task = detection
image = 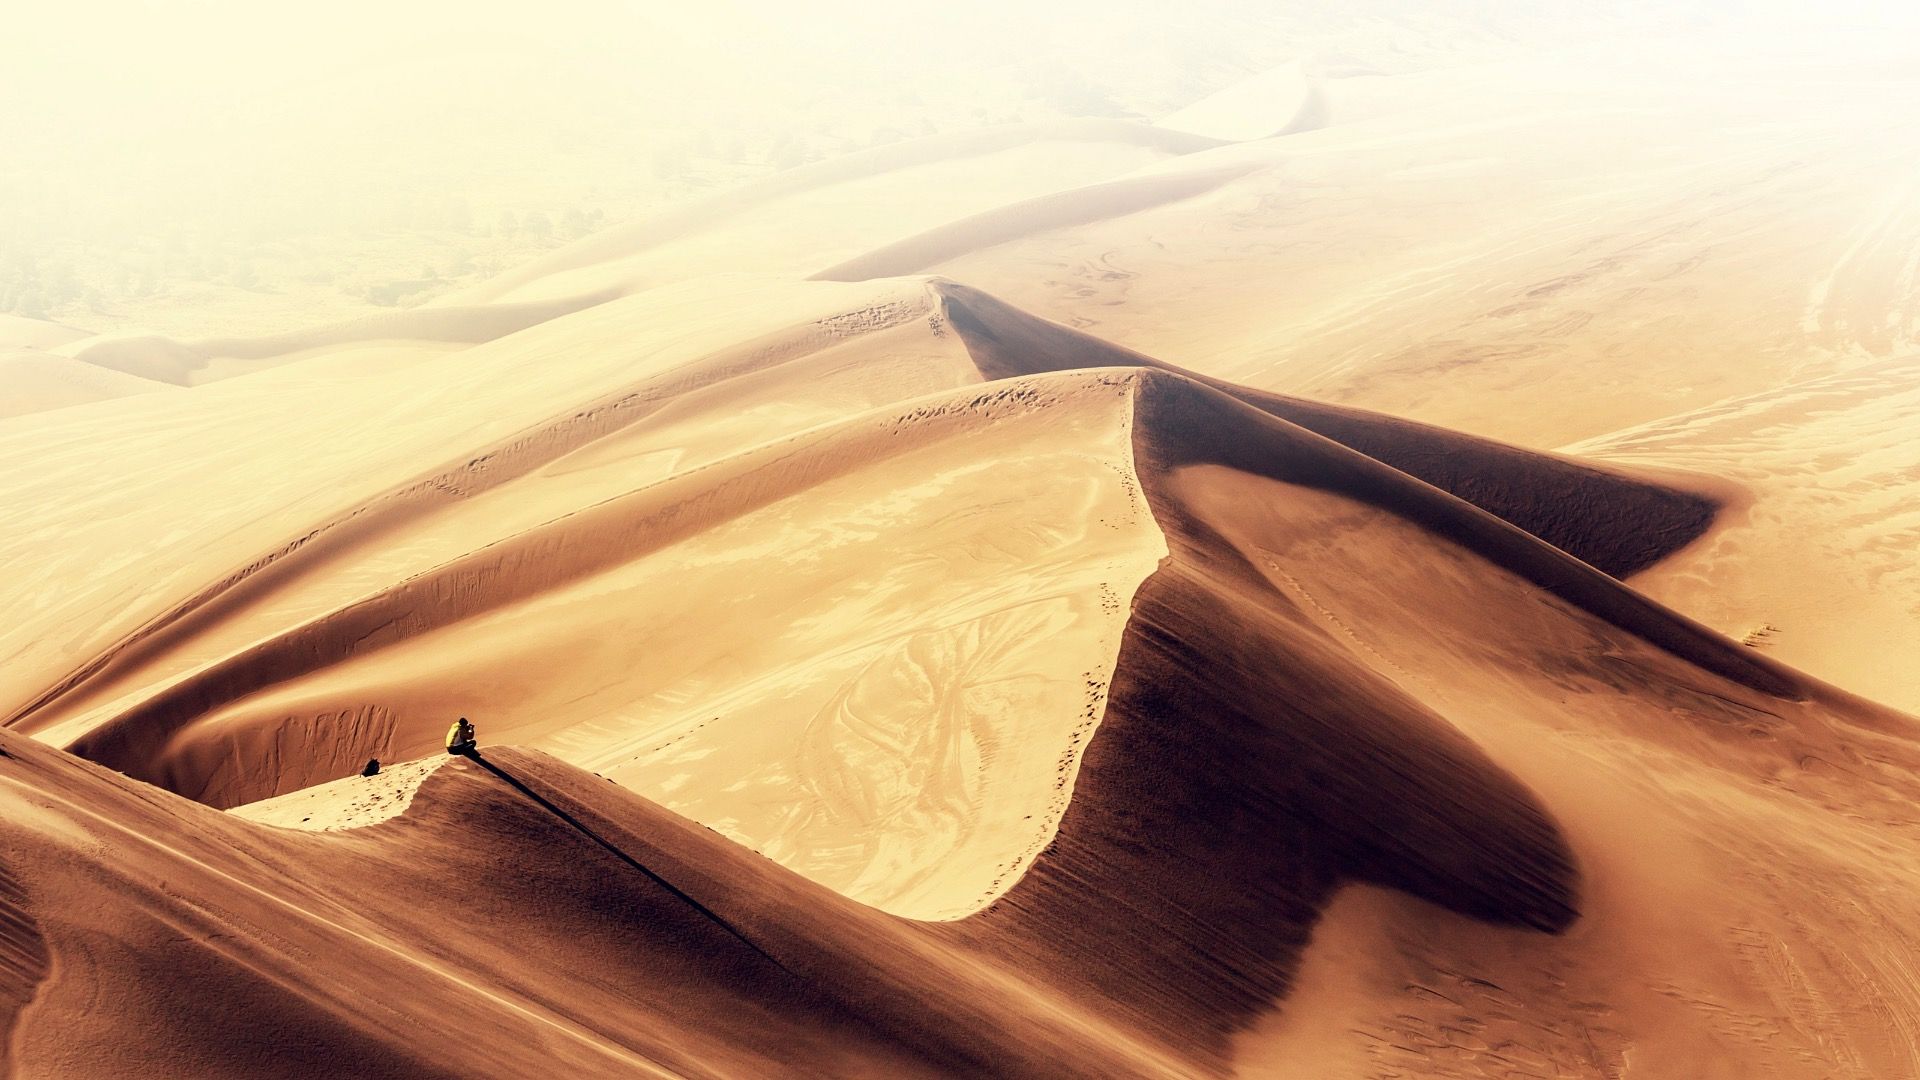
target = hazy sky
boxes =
[5,0,1913,140]
[4,0,1914,334]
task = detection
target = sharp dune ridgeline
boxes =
[6,12,1920,1078]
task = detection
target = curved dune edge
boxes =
[65,288,624,385]
[3,462,1580,1078]
[82,366,1647,948]
[2,285,954,738]
[18,282,1790,919]
[931,279,1730,582]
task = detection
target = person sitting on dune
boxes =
[445,716,477,757]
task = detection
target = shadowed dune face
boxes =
[945,386,1589,1050]
[0,856,51,1076]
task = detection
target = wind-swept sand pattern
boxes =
[1572,354,1920,713]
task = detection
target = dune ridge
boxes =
[64,289,625,385]
[0,658,1564,1080]
[5,28,1920,1077]
[932,280,1730,582]
[4,351,1619,1071]
[810,167,1261,284]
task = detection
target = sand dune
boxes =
[40,121,1222,389]
[5,285,1735,923]
[9,359,1915,1075]
[812,166,1263,284]
[6,23,1920,1079]
[450,120,1223,306]
[62,290,624,385]
[933,281,1723,579]
[1155,61,1327,142]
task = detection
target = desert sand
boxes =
[4,9,1920,1079]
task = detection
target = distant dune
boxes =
[62,290,623,385]
[810,166,1261,283]
[449,120,1224,307]
[1155,61,1329,141]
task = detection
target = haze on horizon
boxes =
[2,0,1912,337]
